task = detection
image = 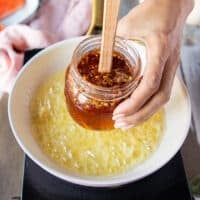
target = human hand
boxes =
[113,0,194,130]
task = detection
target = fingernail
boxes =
[113,108,123,116]
[121,125,135,131]
[112,114,125,120]
[114,122,128,129]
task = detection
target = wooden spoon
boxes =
[98,0,121,73]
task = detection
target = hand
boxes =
[113,0,194,130]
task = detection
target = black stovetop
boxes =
[21,50,192,200]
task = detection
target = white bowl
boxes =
[8,36,191,187]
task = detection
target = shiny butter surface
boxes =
[30,71,164,176]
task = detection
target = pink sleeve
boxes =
[0,25,56,93]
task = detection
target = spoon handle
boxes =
[98,0,121,73]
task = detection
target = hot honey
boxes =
[77,50,134,87]
[65,50,137,130]
[64,36,141,130]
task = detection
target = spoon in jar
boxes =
[98,0,121,73]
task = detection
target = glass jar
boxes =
[64,36,141,130]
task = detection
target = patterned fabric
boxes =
[0,0,91,93]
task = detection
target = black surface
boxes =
[22,49,192,200]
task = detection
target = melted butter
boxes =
[30,71,164,176]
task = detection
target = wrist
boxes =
[182,0,194,16]
[142,0,194,30]
[149,0,194,18]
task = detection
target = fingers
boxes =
[114,51,180,130]
[113,35,168,117]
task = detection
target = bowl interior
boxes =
[8,36,191,187]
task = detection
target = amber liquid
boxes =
[65,93,115,130]
[65,50,134,130]
[65,82,119,130]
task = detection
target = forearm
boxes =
[178,0,194,17]
[133,0,194,34]
[144,0,194,18]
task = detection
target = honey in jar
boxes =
[65,36,141,130]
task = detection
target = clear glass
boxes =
[64,36,141,130]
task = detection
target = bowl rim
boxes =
[8,36,192,187]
